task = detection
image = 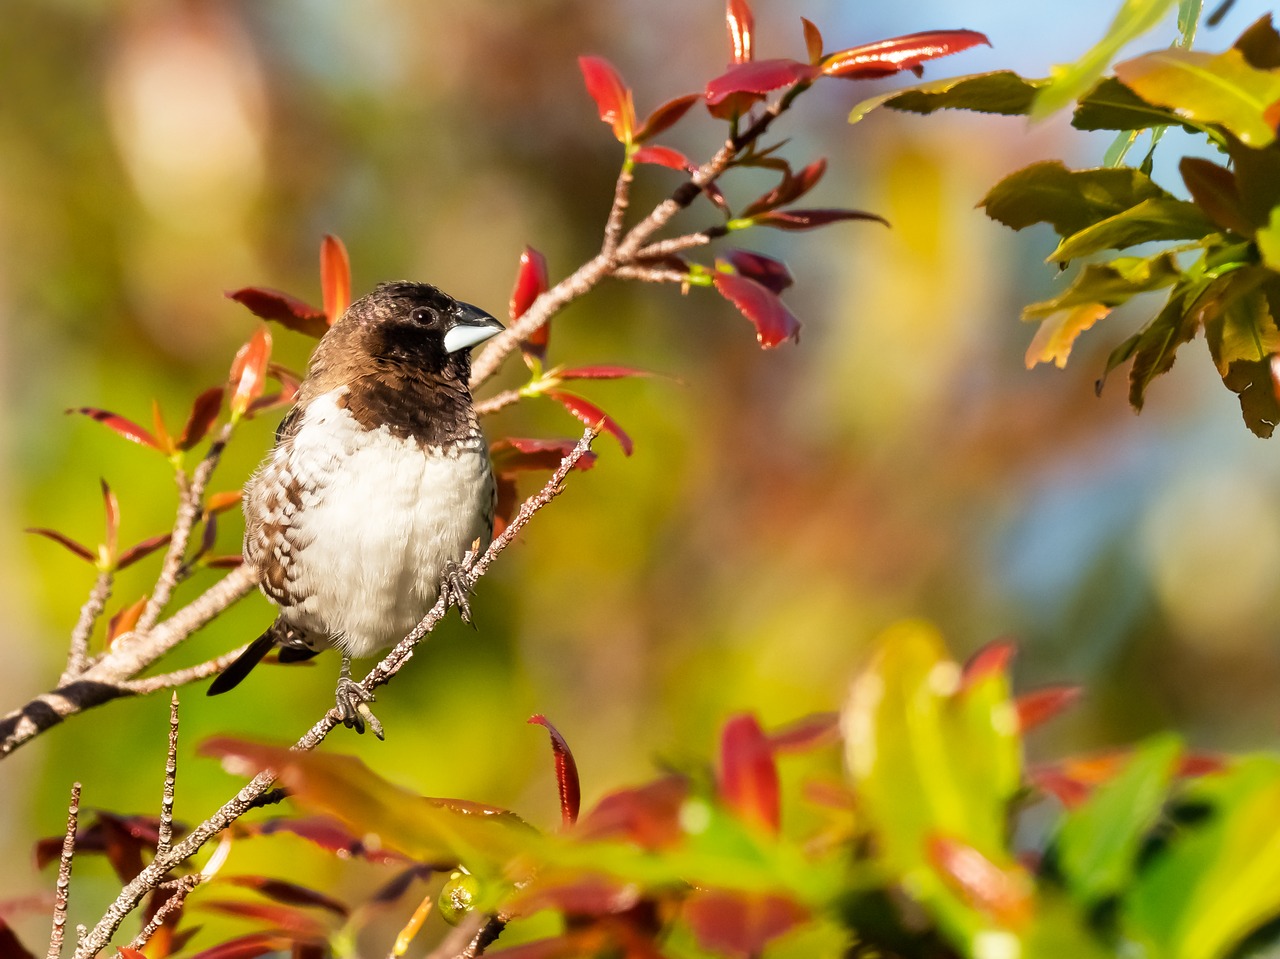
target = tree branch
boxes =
[61,575,112,683]
[46,782,81,959]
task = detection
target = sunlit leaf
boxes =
[1025,303,1112,369]
[151,399,175,456]
[1050,197,1217,262]
[850,70,1046,124]
[1031,0,1179,119]
[982,161,1174,238]
[705,59,819,107]
[821,30,990,80]
[712,270,800,348]
[206,491,243,515]
[224,288,328,339]
[68,408,161,450]
[228,327,273,420]
[319,234,351,324]
[1015,686,1083,732]
[1024,252,1183,322]
[529,715,581,828]
[579,56,636,143]
[635,94,700,142]
[1114,48,1280,147]
[717,714,780,835]
[489,437,598,473]
[1127,285,1205,412]
[1071,76,1207,134]
[960,639,1016,688]
[575,777,689,850]
[176,387,225,451]
[927,835,1032,927]
[107,595,148,643]
[25,528,94,563]
[718,250,793,294]
[1203,271,1280,436]
[544,390,633,455]
[100,479,119,561]
[1056,733,1181,906]
[726,0,754,65]
[200,739,532,878]
[630,145,690,170]
[801,18,824,64]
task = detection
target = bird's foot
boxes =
[441,560,475,627]
[335,657,384,740]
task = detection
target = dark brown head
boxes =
[296,281,504,444]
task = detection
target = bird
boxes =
[207,281,505,739]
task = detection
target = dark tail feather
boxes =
[277,645,321,664]
[208,630,277,695]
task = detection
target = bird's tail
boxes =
[207,629,278,695]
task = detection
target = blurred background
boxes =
[2,0,1279,951]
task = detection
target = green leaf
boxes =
[1200,269,1280,436]
[1176,0,1202,47]
[1072,76,1209,135]
[1114,48,1280,147]
[1056,734,1182,906]
[1031,0,1180,119]
[1127,284,1205,410]
[1126,756,1280,959]
[1049,196,1218,261]
[848,70,1046,123]
[1024,251,1183,320]
[1259,208,1280,270]
[1180,156,1254,236]
[983,161,1174,237]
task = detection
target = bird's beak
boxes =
[442,302,505,354]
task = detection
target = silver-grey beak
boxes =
[442,301,504,354]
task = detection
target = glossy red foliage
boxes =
[491,437,600,473]
[24,528,93,563]
[1016,685,1083,732]
[575,776,689,849]
[718,250,793,294]
[961,638,1016,687]
[186,932,302,959]
[249,816,407,865]
[717,713,781,834]
[545,390,633,455]
[511,246,551,366]
[684,890,807,958]
[100,479,119,558]
[555,365,655,381]
[705,58,819,106]
[725,0,754,64]
[928,835,1030,926]
[712,270,800,348]
[177,387,225,451]
[635,94,700,142]
[742,158,827,218]
[631,145,691,170]
[579,56,636,143]
[752,208,888,230]
[821,30,991,80]
[107,595,147,642]
[319,234,350,324]
[229,328,273,419]
[801,17,824,63]
[68,408,160,450]
[222,876,350,918]
[529,715,582,828]
[224,288,329,339]
[117,533,173,570]
[197,901,330,940]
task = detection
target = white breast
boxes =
[248,388,493,658]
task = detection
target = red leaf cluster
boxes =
[226,234,352,337]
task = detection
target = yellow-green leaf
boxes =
[1026,303,1112,369]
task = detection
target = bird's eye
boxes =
[410,307,433,325]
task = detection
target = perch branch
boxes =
[46,782,81,959]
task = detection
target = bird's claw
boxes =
[441,560,475,627]
[335,674,384,740]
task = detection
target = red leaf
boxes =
[753,208,889,230]
[25,528,94,563]
[576,777,689,849]
[107,596,148,643]
[0,918,36,959]
[222,877,350,918]
[555,365,655,381]
[207,490,244,515]
[742,158,827,217]
[224,288,328,339]
[101,479,119,561]
[68,408,161,450]
[197,900,330,940]
[712,271,800,348]
[177,387,225,451]
[718,250,793,294]
[544,391,633,455]
[117,533,172,571]
[118,949,147,959]
[248,816,407,865]
[205,555,245,569]
[801,18,824,64]
[508,874,641,919]
[529,715,582,828]
[705,59,819,106]
[767,712,839,754]
[928,835,1031,926]
[717,714,780,834]
[152,399,176,456]
[726,0,754,64]
[490,438,599,473]
[961,639,1016,688]
[492,474,518,539]
[229,328,273,419]
[511,247,551,367]
[320,234,351,325]
[1016,685,1082,732]
[186,933,298,959]
[703,178,731,212]
[635,94,700,142]
[578,56,636,143]
[685,890,806,958]
[631,145,691,170]
[821,29,990,80]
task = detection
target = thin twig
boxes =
[460,916,507,959]
[157,694,179,856]
[602,165,634,255]
[473,389,523,418]
[46,782,81,959]
[72,434,596,959]
[118,647,252,695]
[136,425,233,635]
[635,231,723,259]
[611,265,693,285]
[126,874,203,952]
[62,574,113,683]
